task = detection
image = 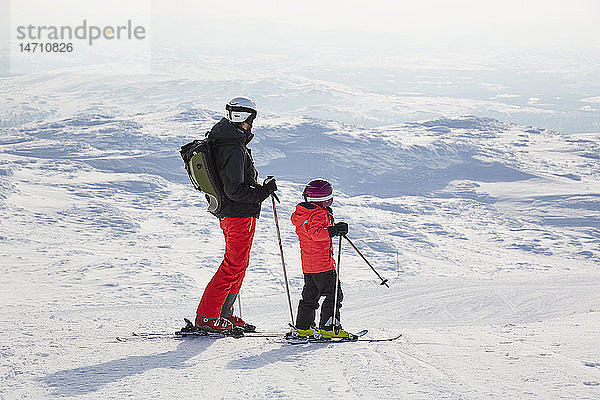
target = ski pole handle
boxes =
[266,175,280,203]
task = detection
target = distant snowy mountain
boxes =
[2,100,599,274]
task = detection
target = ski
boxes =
[286,331,403,345]
[116,318,288,341]
[285,329,367,344]
[116,330,289,341]
[174,330,287,339]
[355,333,403,343]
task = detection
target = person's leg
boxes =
[196,217,256,319]
[295,273,319,330]
[227,218,254,296]
[316,269,343,329]
[219,217,255,318]
[219,292,237,319]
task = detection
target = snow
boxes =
[1,59,600,399]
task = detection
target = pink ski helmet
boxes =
[303,179,334,207]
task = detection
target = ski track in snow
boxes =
[1,68,600,399]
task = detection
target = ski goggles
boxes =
[226,104,257,125]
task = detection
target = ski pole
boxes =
[332,234,342,330]
[270,192,295,328]
[343,235,390,288]
[237,292,242,320]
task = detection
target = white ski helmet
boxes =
[225,96,258,125]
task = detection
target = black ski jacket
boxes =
[208,118,270,218]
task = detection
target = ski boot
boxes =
[226,315,256,333]
[285,326,323,340]
[318,326,350,339]
[295,328,315,338]
[195,314,235,333]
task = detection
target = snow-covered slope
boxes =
[1,68,599,399]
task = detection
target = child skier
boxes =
[290,179,350,338]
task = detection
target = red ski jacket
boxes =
[291,202,336,274]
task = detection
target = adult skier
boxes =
[195,97,278,332]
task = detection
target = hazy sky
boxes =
[7,0,599,55]
[150,0,600,54]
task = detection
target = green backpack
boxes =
[180,137,227,215]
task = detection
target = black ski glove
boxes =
[259,176,278,201]
[263,176,277,193]
[327,222,348,237]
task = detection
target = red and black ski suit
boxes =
[196,118,272,319]
[291,202,343,330]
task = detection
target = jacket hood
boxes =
[208,117,254,145]
[291,202,325,227]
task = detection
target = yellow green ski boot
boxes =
[295,328,315,338]
[318,327,350,339]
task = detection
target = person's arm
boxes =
[220,146,271,203]
[304,212,332,242]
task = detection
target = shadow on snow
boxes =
[38,340,210,396]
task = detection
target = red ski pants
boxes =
[196,217,256,318]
